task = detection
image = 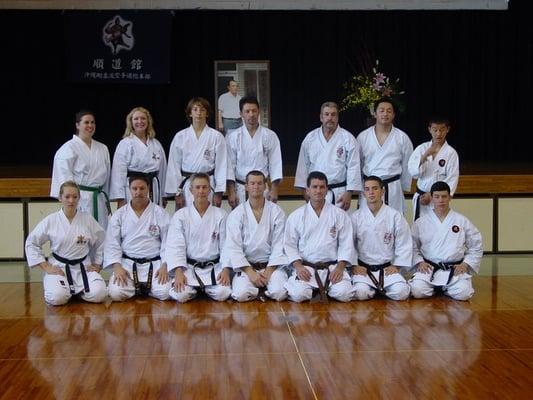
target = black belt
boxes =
[363,175,401,205]
[123,253,160,296]
[328,181,347,205]
[127,170,160,204]
[301,259,337,302]
[414,187,426,220]
[187,257,219,289]
[358,259,392,294]
[179,169,215,190]
[423,258,463,286]
[52,253,90,294]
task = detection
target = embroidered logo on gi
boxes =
[148,224,160,237]
[211,231,219,241]
[329,226,337,238]
[336,146,344,159]
[439,159,446,167]
[452,225,460,233]
[76,235,88,245]
[383,232,393,244]
[203,149,212,161]
[60,280,65,286]
[152,152,160,161]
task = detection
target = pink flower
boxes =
[374,73,386,85]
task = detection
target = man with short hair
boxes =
[105,175,171,301]
[357,97,413,214]
[166,173,232,302]
[284,171,354,303]
[226,96,283,208]
[217,79,243,135]
[351,176,412,301]
[409,181,482,301]
[408,117,459,221]
[295,102,362,211]
[226,170,288,302]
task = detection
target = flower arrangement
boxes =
[340,60,405,116]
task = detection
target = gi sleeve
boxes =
[164,211,188,272]
[463,218,483,274]
[213,132,228,193]
[223,208,249,270]
[392,213,413,269]
[103,211,125,268]
[88,216,106,266]
[294,136,310,189]
[411,221,424,269]
[407,144,425,179]
[109,139,131,200]
[164,134,183,196]
[400,134,414,192]
[445,149,460,196]
[345,135,362,192]
[267,132,283,183]
[25,218,51,268]
[283,211,303,265]
[50,144,76,198]
[336,210,355,266]
[268,207,288,267]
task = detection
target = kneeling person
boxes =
[166,173,232,302]
[351,176,412,301]
[105,175,171,301]
[409,181,482,301]
[284,171,354,303]
[226,171,288,302]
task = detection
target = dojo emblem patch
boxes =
[336,146,344,159]
[152,152,160,161]
[203,149,212,161]
[76,235,88,245]
[329,226,337,238]
[148,224,160,237]
[452,225,460,233]
[211,231,219,241]
[60,280,66,286]
[439,159,446,167]
[383,232,393,244]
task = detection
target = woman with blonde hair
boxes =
[26,181,107,306]
[109,106,167,207]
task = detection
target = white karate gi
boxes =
[50,135,111,228]
[295,126,362,206]
[226,125,283,204]
[224,200,288,302]
[25,210,107,306]
[410,209,483,301]
[357,126,413,214]
[284,202,355,302]
[351,204,412,301]
[408,141,459,220]
[165,125,227,206]
[165,204,231,302]
[104,201,171,301]
[109,135,167,205]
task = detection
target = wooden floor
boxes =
[1,268,533,399]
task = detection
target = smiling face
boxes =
[76,114,95,141]
[306,178,328,205]
[375,101,395,126]
[131,110,148,136]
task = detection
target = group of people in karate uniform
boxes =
[25,95,482,306]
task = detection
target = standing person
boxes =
[109,106,167,208]
[166,173,232,303]
[408,117,459,221]
[357,97,413,214]
[295,101,361,211]
[409,181,482,301]
[25,181,107,306]
[351,176,412,301]
[165,97,227,210]
[105,175,171,302]
[226,96,283,208]
[51,110,111,228]
[284,171,354,303]
[217,79,243,135]
[225,171,288,302]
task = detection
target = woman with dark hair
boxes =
[50,110,111,228]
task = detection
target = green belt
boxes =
[78,185,111,222]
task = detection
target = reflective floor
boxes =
[1,255,533,399]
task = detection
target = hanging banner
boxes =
[66,11,171,84]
